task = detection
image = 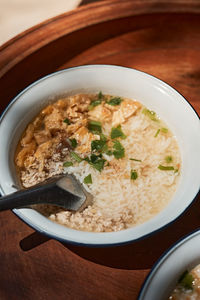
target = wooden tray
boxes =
[0,1,200,299]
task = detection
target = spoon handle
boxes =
[0,182,59,211]
[0,175,90,212]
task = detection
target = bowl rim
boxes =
[1,65,200,123]
[138,227,200,299]
[0,64,200,247]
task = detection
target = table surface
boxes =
[0,1,200,299]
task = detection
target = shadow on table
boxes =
[20,194,200,270]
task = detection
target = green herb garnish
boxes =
[106,97,123,106]
[91,159,106,171]
[106,150,113,156]
[70,151,82,163]
[158,165,174,171]
[88,92,104,110]
[85,154,106,172]
[154,129,160,137]
[142,108,159,122]
[63,161,73,167]
[88,120,102,134]
[91,133,108,153]
[69,138,78,149]
[161,127,168,133]
[131,170,138,180]
[165,156,173,163]
[84,174,92,184]
[113,140,125,159]
[130,158,142,162]
[111,125,126,139]
[99,133,107,142]
[90,153,102,162]
[91,139,108,152]
[88,99,102,110]
[98,91,103,99]
[178,270,194,290]
[63,118,71,125]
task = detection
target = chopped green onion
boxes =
[90,153,101,163]
[92,159,106,172]
[98,91,103,99]
[88,99,102,110]
[88,92,104,110]
[174,168,179,174]
[165,156,173,163]
[84,154,106,172]
[70,151,82,163]
[113,140,125,159]
[91,133,108,153]
[111,125,126,139]
[106,150,113,156]
[88,92,105,110]
[154,129,160,137]
[130,158,142,162]
[106,97,123,106]
[63,161,73,167]
[131,170,138,180]
[158,165,174,171]
[84,174,92,184]
[69,138,78,149]
[178,270,194,290]
[142,108,159,122]
[63,118,71,124]
[161,127,168,133]
[91,139,107,152]
[99,133,107,142]
[88,120,102,134]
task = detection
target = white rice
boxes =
[48,112,181,232]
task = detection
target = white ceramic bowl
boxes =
[0,65,199,246]
[138,229,200,300]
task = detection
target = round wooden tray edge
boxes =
[1,0,200,78]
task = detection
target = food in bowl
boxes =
[0,65,199,245]
[15,92,181,232]
[169,264,200,299]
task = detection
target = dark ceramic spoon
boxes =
[0,174,93,212]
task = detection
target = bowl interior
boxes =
[0,65,199,246]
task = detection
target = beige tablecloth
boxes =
[0,0,81,45]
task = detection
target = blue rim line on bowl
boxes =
[10,191,200,248]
